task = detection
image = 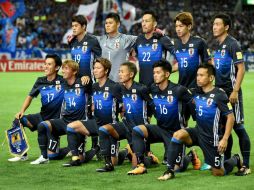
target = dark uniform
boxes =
[132,81,193,164]
[134,34,175,87]
[80,79,122,136]
[175,36,211,89]
[186,87,233,168]
[70,34,102,79]
[213,35,244,124]
[47,78,91,152]
[20,75,64,131]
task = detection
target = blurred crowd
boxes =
[1,0,253,51]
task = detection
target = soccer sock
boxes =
[132,126,146,164]
[180,155,191,172]
[117,149,128,165]
[110,137,119,157]
[91,136,98,148]
[145,141,151,153]
[144,156,152,167]
[224,156,238,174]
[235,126,251,167]
[37,122,49,159]
[224,134,233,160]
[66,127,79,157]
[49,147,70,160]
[98,127,111,156]
[83,145,100,163]
[167,137,183,170]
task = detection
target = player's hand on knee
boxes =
[15,111,24,119]
[218,138,228,155]
[81,76,90,85]
[229,91,238,104]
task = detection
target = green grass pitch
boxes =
[0,72,253,190]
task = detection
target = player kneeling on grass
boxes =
[96,62,159,172]
[63,58,123,167]
[30,60,91,165]
[158,64,242,180]
[8,54,67,162]
[127,59,196,175]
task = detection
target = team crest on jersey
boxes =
[221,49,226,57]
[75,88,81,95]
[188,48,194,56]
[132,94,137,101]
[167,95,173,103]
[103,92,109,100]
[115,39,120,49]
[55,84,61,92]
[152,43,158,51]
[207,98,213,106]
[82,42,88,52]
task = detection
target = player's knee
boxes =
[173,129,186,141]
[99,126,109,136]
[67,121,80,131]
[67,125,77,134]
[38,122,49,134]
[133,126,145,138]
[212,168,224,176]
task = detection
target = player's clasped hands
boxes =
[81,76,90,85]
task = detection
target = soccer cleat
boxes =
[8,155,28,162]
[30,155,49,165]
[162,159,168,165]
[147,151,159,164]
[158,169,175,181]
[127,164,147,175]
[62,159,81,167]
[200,163,212,171]
[187,149,201,170]
[96,163,114,172]
[235,166,251,176]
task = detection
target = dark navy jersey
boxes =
[194,87,233,145]
[70,33,102,78]
[121,81,153,127]
[92,79,122,126]
[61,78,91,123]
[134,34,175,87]
[174,36,211,88]
[150,81,192,132]
[213,35,244,92]
[29,74,64,120]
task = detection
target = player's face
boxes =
[213,18,227,38]
[142,14,156,33]
[153,67,169,84]
[62,65,75,79]
[44,58,58,76]
[93,62,107,79]
[105,18,119,34]
[197,68,210,87]
[175,20,189,38]
[72,21,85,36]
[119,65,132,83]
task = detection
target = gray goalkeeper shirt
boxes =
[97,33,137,82]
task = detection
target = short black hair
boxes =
[46,54,62,67]
[121,62,137,79]
[142,11,157,22]
[72,15,87,26]
[153,59,172,73]
[198,64,216,77]
[213,13,232,30]
[106,12,121,23]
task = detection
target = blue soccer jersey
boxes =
[70,33,102,79]
[175,36,211,88]
[92,79,122,126]
[213,35,244,92]
[61,78,91,123]
[29,74,64,120]
[121,81,153,127]
[194,87,233,145]
[134,34,175,87]
[150,81,192,132]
